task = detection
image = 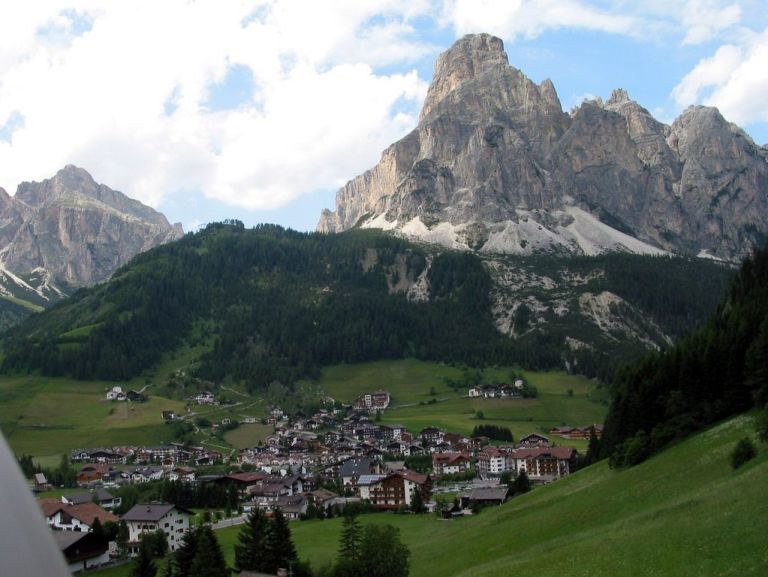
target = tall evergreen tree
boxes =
[338,514,362,562]
[234,509,269,572]
[358,525,410,577]
[187,526,228,577]
[264,508,297,574]
[129,541,157,577]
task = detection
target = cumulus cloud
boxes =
[441,0,636,39]
[0,0,431,210]
[672,27,768,126]
[680,0,741,45]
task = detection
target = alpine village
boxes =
[2,32,768,577]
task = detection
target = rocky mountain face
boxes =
[318,34,768,261]
[0,165,183,307]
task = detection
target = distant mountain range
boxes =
[319,33,768,262]
[0,165,182,328]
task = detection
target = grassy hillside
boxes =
[88,414,767,577]
[318,359,606,448]
[0,359,606,458]
[259,413,768,576]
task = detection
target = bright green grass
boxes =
[267,414,768,576]
[92,414,768,577]
[0,375,187,457]
[317,360,606,449]
[0,294,45,312]
[224,423,273,449]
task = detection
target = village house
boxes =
[105,386,125,401]
[549,424,603,440]
[121,504,192,554]
[339,457,379,494]
[508,446,578,482]
[194,391,216,405]
[62,488,121,510]
[432,452,473,476]
[39,499,118,532]
[352,390,391,413]
[476,446,510,478]
[459,486,510,508]
[54,531,110,573]
[517,433,551,448]
[33,472,51,492]
[363,470,432,510]
[77,463,114,486]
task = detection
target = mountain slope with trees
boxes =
[602,245,768,465]
[0,222,732,388]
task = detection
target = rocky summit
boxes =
[318,33,768,261]
[0,165,183,290]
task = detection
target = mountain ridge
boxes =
[318,33,768,261]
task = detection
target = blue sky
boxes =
[0,1,766,233]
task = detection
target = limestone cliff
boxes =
[318,34,768,260]
[0,165,183,289]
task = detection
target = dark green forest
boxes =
[0,222,733,390]
[602,245,768,466]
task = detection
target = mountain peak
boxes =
[319,33,768,261]
[3,166,184,286]
[420,33,509,121]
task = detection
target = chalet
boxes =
[62,488,121,510]
[195,391,216,405]
[508,446,578,482]
[168,467,196,482]
[121,504,192,554]
[54,531,110,573]
[339,457,378,493]
[432,452,472,476]
[130,466,164,484]
[517,433,551,449]
[77,463,113,486]
[88,449,126,464]
[549,424,603,440]
[459,486,510,508]
[419,427,444,446]
[353,390,391,413]
[162,411,177,421]
[40,500,118,532]
[33,472,51,492]
[476,446,510,479]
[274,495,308,519]
[363,470,432,510]
[243,416,257,424]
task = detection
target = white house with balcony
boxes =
[120,504,192,555]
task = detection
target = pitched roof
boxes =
[339,457,372,477]
[66,502,118,525]
[121,504,178,522]
[467,486,509,501]
[64,488,115,505]
[511,446,576,459]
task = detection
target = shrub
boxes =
[730,437,757,469]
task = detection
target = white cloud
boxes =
[0,0,431,210]
[672,27,768,126]
[441,0,637,39]
[681,0,741,45]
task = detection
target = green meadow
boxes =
[0,359,607,459]
[0,375,187,460]
[318,359,607,449]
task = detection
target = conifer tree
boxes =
[187,526,228,577]
[338,514,362,561]
[234,509,269,572]
[264,508,297,573]
[130,541,157,577]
